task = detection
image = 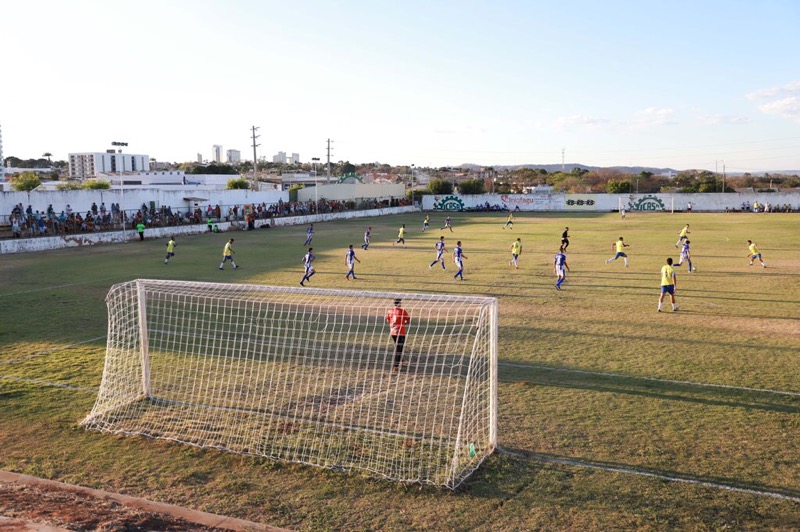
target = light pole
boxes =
[111,141,128,231]
[312,157,320,214]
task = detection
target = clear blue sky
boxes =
[3,0,799,172]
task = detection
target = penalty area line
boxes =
[500,362,800,397]
[496,446,800,503]
[0,374,96,393]
[1,336,107,365]
[0,276,122,298]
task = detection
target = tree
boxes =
[42,152,53,163]
[56,181,83,191]
[339,161,356,176]
[605,179,631,194]
[10,171,41,191]
[457,179,485,195]
[226,178,250,190]
[83,179,111,190]
[192,164,237,175]
[427,178,454,195]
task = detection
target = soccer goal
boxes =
[82,279,498,488]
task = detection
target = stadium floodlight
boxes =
[82,279,498,488]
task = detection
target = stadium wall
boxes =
[297,183,406,202]
[0,205,418,255]
[423,192,800,212]
[0,188,289,216]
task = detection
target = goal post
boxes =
[82,279,498,488]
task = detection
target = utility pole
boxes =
[326,138,333,183]
[251,126,260,181]
[722,161,726,193]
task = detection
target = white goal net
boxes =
[82,279,498,488]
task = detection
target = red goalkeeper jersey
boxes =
[386,307,410,336]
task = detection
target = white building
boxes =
[68,151,149,179]
[273,151,300,164]
[226,149,241,163]
[196,153,203,163]
[212,145,222,163]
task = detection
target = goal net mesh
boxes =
[82,279,498,488]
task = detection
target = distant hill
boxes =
[457,163,799,177]
[458,163,679,175]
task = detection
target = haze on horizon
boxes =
[2,0,799,173]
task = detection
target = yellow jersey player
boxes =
[164,236,176,264]
[746,240,766,267]
[605,237,629,267]
[510,238,522,269]
[658,257,678,312]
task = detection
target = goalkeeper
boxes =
[386,298,411,371]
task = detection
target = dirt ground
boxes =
[0,481,224,531]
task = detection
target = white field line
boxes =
[500,362,800,397]
[0,374,96,393]
[496,446,800,503]
[1,336,107,365]
[0,276,120,298]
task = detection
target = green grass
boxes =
[1,212,799,530]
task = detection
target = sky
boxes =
[2,0,799,172]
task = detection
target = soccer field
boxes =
[1,212,799,530]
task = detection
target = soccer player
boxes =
[362,226,372,250]
[502,213,513,229]
[675,224,690,248]
[136,221,146,241]
[675,239,693,272]
[561,227,570,250]
[746,240,766,267]
[658,257,678,312]
[345,244,361,280]
[606,236,629,267]
[386,298,411,371]
[441,216,453,232]
[430,236,447,270]
[300,247,315,286]
[554,246,570,289]
[303,223,314,246]
[510,238,522,269]
[453,240,467,280]
[422,215,430,232]
[164,236,176,264]
[219,238,239,270]
[620,206,626,219]
[393,224,406,247]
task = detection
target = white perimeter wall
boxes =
[422,192,800,212]
[1,188,289,215]
[297,183,406,202]
[0,205,417,255]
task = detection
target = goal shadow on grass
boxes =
[499,369,800,415]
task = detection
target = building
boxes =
[226,149,241,163]
[273,151,300,164]
[68,151,150,179]
[212,145,222,163]
[197,153,203,164]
